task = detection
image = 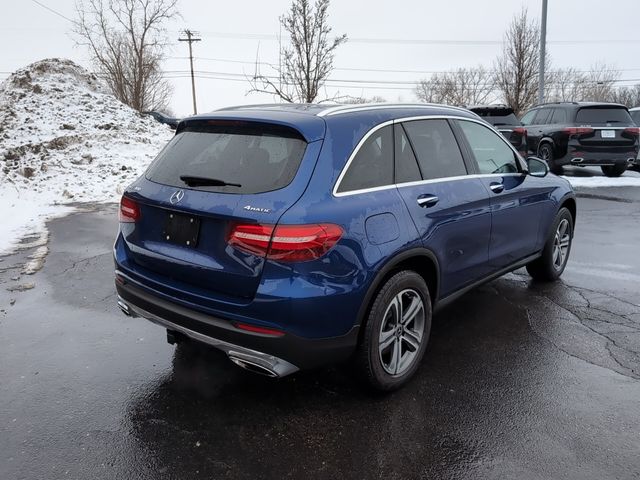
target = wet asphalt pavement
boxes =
[1,170,640,479]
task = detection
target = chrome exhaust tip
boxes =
[627,158,635,163]
[228,354,279,377]
[571,158,584,164]
[117,297,131,316]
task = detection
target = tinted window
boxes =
[575,107,633,125]
[394,124,422,183]
[533,108,552,125]
[472,108,520,126]
[550,108,567,124]
[146,121,307,194]
[337,125,393,193]
[631,110,640,125]
[458,120,520,174]
[402,120,467,180]
[520,110,537,125]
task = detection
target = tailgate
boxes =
[120,118,324,301]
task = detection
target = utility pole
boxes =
[178,29,201,115]
[538,0,548,104]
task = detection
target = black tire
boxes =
[526,207,573,281]
[601,164,627,177]
[353,270,432,391]
[538,143,562,174]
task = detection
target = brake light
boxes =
[563,127,594,135]
[119,195,141,223]
[623,127,640,136]
[227,223,343,262]
[513,127,527,135]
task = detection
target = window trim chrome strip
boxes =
[332,115,527,198]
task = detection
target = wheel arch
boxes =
[355,248,440,334]
[560,196,577,225]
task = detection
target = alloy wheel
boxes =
[552,218,571,270]
[378,289,425,376]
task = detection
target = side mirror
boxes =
[527,156,549,177]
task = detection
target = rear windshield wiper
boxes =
[179,175,242,188]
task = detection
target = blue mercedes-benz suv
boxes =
[114,103,576,390]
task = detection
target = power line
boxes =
[29,0,74,23]
[174,30,640,46]
[167,55,640,76]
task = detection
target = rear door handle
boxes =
[417,195,439,208]
[489,182,504,194]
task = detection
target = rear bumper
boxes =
[115,275,359,375]
[557,146,638,167]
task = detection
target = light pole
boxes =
[538,0,548,104]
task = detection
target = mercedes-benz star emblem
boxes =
[169,190,184,204]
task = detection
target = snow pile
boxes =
[0,58,173,254]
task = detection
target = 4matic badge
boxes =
[244,205,271,214]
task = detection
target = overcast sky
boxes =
[1,0,639,116]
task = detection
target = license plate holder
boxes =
[601,130,615,138]
[162,212,200,247]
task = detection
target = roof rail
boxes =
[317,102,470,117]
[531,101,579,107]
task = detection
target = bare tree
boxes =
[340,95,387,104]
[494,8,548,116]
[546,63,622,103]
[580,62,619,102]
[610,84,640,107]
[415,66,495,106]
[545,67,585,102]
[74,0,179,112]
[250,0,347,103]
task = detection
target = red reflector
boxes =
[119,195,141,223]
[227,223,343,262]
[563,127,594,135]
[623,127,640,136]
[235,322,285,336]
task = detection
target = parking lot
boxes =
[1,168,639,480]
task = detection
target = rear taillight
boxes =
[623,127,640,136]
[513,127,527,136]
[119,195,141,223]
[563,127,594,135]
[227,223,343,262]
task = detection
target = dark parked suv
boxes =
[468,104,527,156]
[115,103,576,390]
[520,102,639,176]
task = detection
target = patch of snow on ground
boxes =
[0,58,173,254]
[561,169,640,188]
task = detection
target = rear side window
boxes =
[575,107,633,125]
[520,110,537,125]
[337,125,393,193]
[550,108,568,124]
[402,119,467,180]
[533,108,552,125]
[146,121,307,194]
[458,120,520,174]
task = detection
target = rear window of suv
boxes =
[575,107,633,125]
[471,109,520,126]
[145,120,307,194]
